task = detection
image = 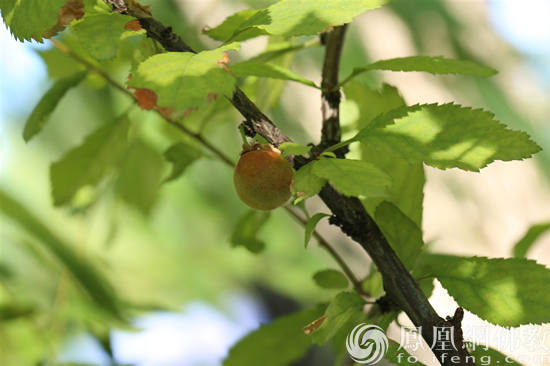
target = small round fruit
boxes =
[234,147,293,210]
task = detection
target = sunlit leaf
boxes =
[414,254,550,326]
[344,82,424,226]
[355,103,541,171]
[312,158,392,198]
[343,56,497,85]
[72,12,141,60]
[127,43,240,112]
[213,0,390,41]
[0,0,68,41]
[279,142,312,158]
[203,9,266,42]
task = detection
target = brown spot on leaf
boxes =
[207,93,219,103]
[156,106,174,119]
[124,19,142,31]
[42,0,85,39]
[184,107,199,117]
[133,88,158,110]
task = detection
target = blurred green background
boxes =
[1,0,550,365]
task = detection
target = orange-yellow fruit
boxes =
[234,148,293,210]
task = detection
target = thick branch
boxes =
[102,3,475,364]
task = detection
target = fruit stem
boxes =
[239,125,249,147]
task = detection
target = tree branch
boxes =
[283,206,367,297]
[101,2,475,364]
[319,25,348,157]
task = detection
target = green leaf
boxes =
[344,82,424,226]
[50,118,130,206]
[0,189,121,319]
[467,346,522,365]
[23,72,87,142]
[304,213,330,248]
[310,291,366,345]
[127,43,240,112]
[513,221,550,258]
[362,268,384,298]
[279,142,312,158]
[0,0,67,41]
[313,269,349,289]
[293,162,326,203]
[355,103,541,171]
[203,9,267,42]
[343,56,497,85]
[230,61,318,88]
[38,45,86,79]
[344,82,405,131]
[72,13,140,61]
[230,210,270,253]
[375,202,423,269]
[224,305,325,366]
[116,141,163,215]
[363,153,425,227]
[221,0,390,40]
[163,142,203,182]
[414,254,550,326]
[248,40,316,64]
[312,158,392,198]
[321,151,336,158]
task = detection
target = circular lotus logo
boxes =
[346,324,389,364]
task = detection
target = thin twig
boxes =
[50,39,234,167]
[284,206,368,297]
[50,39,133,98]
